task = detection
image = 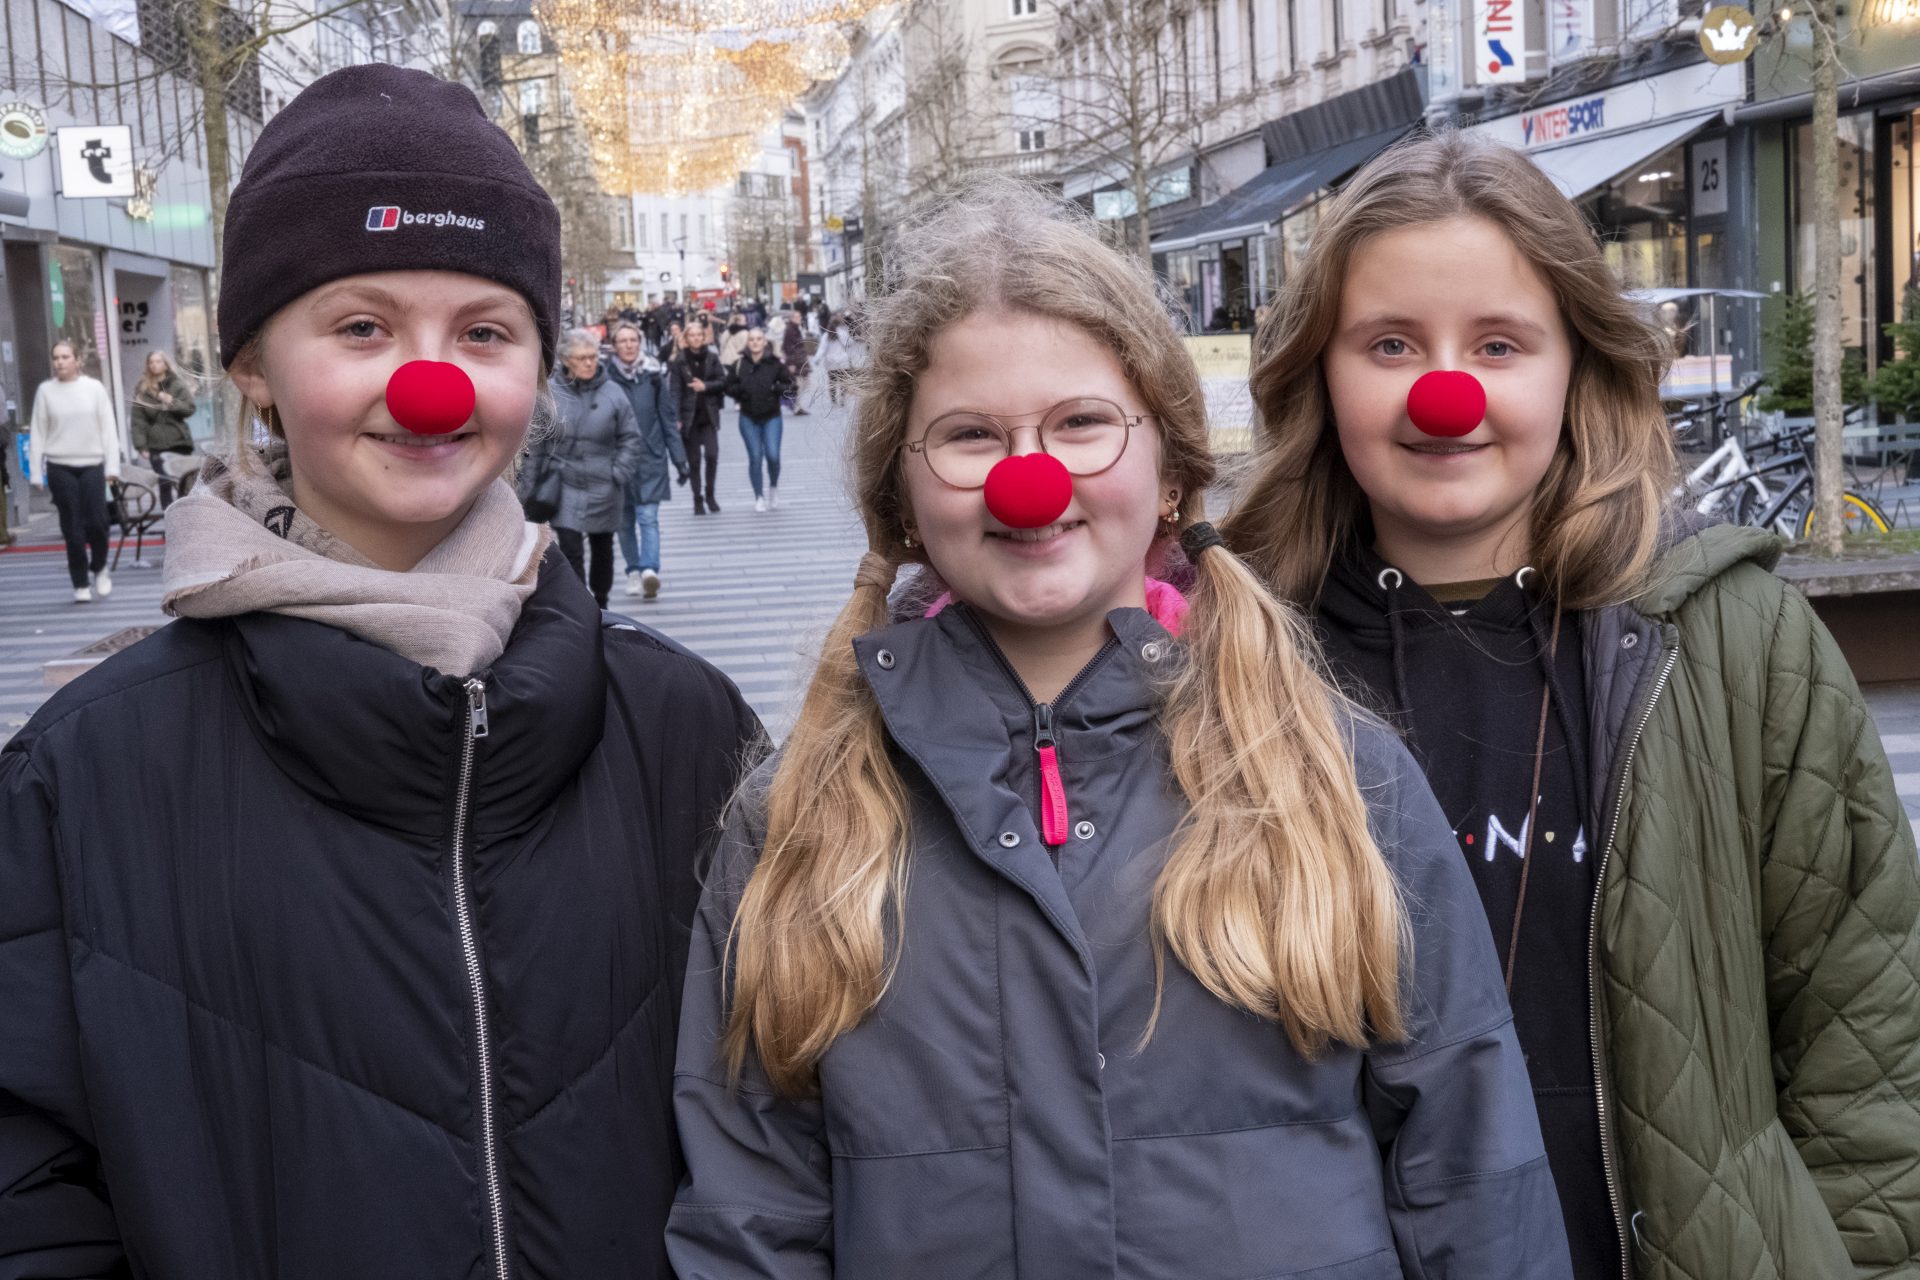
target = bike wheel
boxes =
[1732,477,1802,537]
[1795,491,1895,540]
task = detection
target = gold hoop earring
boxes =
[258,405,281,437]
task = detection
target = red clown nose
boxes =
[983,452,1073,529]
[1405,370,1486,438]
[384,360,476,436]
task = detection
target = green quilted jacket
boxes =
[1595,522,1920,1278]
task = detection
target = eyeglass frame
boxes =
[902,397,1156,490]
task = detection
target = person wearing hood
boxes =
[606,320,688,600]
[1223,132,1920,1279]
[530,329,643,607]
[0,65,761,1279]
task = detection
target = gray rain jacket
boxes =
[670,604,1574,1279]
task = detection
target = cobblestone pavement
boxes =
[2,393,1917,819]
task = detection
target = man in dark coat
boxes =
[670,320,726,515]
[608,322,689,600]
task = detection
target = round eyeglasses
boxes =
[904,397,1151,490]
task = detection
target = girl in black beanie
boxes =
[0,64,762,1280]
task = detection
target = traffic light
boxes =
[719,261,731,283]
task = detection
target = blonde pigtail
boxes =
[722,550,913,1095]
[1150,530,1409,1054]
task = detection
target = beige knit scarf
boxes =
[162,444,551,676]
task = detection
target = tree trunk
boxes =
[1131,161,1153,272]
[1809,0,1845,556]
[196,0,232,312]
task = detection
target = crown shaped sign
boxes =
[1700,5,1758,62]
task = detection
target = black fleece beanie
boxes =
[218,64,561,370]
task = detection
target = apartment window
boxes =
[659,213,669,245]
[516,19,541,53]
[1329,0,1342,52]
[1174,14,1191,106]
[637,212,648,249]
[520,77,546,116]
[611,205,632,250]
[1243,0,1257,88]
[1207,0,1222,102]
[1011,0,1037,14]
[679,214,688,243]
[698,213,708,247]
[1017,128,1046,152]
[1285,0,1298,73]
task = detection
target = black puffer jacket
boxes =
[724,350,794,422]
[0,553,762,1279]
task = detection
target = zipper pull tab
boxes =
[466,678,490,740]
[1034,703,1069,847]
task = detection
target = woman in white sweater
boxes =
[28,339,122,602]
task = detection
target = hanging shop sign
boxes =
[56,125,135,198]
[1699,5,1759,64]
[1472,0,1528,86]
[0,99,49,160]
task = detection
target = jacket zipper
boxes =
[1588,641,1678,1280]
[961,609,1115,848]
[454,677,511,1280]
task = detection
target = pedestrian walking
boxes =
[1221,131,1920,1279]
[668,177,1571,1279]
[0,64,760,1280]
[26,338,120,602]
[671,319,726,514]
[529,329,642,608]
[606,321,690,600]
[817,313,861,406]
[779,308,811,416]
[130,349,197,508]
[718,314,750,372]
[723,327,792,512]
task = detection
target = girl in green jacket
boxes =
[1223,130,1920,1279]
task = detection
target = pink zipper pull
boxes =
[1034,704,1070,847]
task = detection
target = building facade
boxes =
[1,0,263,526]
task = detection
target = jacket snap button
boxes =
[1074,820,1095,840]
[997,831,1020,848]
[1097,1052,1106,1070]
[876,648,896,669]
[1141,642,1163,662]
[1621,634,1638,650]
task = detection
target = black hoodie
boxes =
[1316,544,1619,1280]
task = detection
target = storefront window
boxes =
[168,266,217,443]
[1791,112,1876,362]
[47,244,106,380]
[1588,144,1688,292]
[1279,199,1320,281]
[1166,249,1200,331]
[1253,232,1281,311]
[1888,112,1919,338]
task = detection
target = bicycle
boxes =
[1719,423,1892,539]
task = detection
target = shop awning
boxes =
[1151,125,1410,254]
[1524,113,1718,200]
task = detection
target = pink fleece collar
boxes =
[925,576,1190,638]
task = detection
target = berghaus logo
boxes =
[365,205,486,232]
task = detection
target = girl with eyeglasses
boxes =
[666,177,1573,1279]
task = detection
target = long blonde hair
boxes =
[1221,131,1676,609]
[136,350,175,399]
[724,176,1408,1095]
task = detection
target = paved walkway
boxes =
[2,396,1917,819]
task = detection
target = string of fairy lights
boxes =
[535,0,866,196]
